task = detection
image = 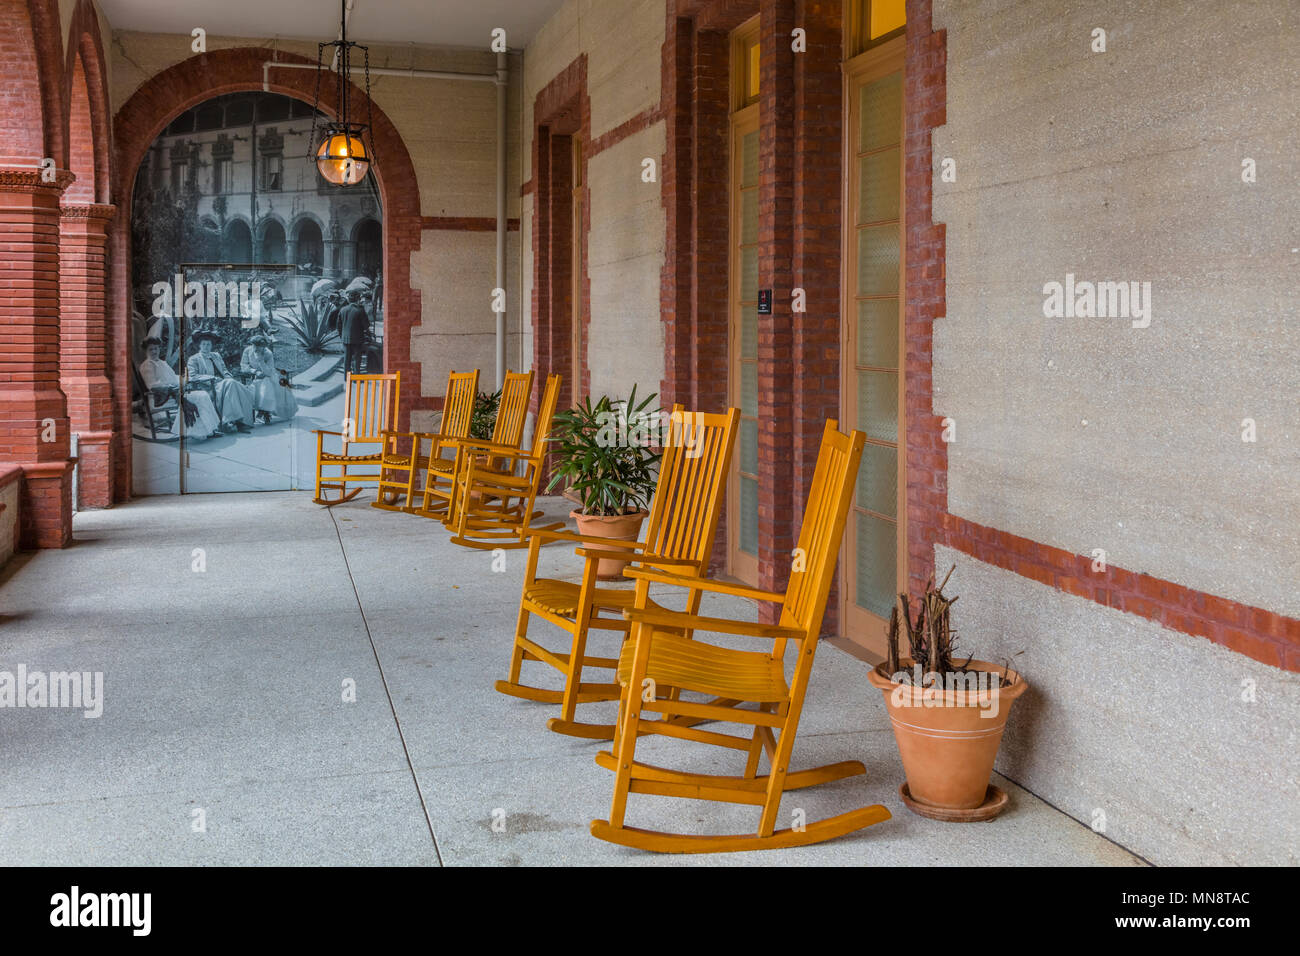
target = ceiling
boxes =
[97,0,567,49]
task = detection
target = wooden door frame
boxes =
[726,102,760,586]
[839,37,906,655]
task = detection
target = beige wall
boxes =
[931,0,1300,617]
[520,0,666,401]
[929,0,1300,864]
[109,31,524,407]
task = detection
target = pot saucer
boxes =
[898,782,1009,822]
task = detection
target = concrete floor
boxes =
[0,492,1144,866]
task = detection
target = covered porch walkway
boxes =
[0,493,1142,866]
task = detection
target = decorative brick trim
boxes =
[58,203,114,220]
[110,47,424,500]
[940,514,1300,672]
[903,0,949,599]
[421,216,520,232]
[587,105,666,158]
[529,53,590,429]
[0,168,76,192]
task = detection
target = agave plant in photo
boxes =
[280,297,341,354]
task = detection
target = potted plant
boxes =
[866,566,1029,822]
[545,386,661,580]
[469,388,502,440]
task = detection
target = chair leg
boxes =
[607,673,645,830]
[506,604,530,686]
[743,704,773,779]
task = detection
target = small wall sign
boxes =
[757,289,772,314]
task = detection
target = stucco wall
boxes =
[938,546,1300,866]
[928,0,1300,864]
[109,31,524,409]
[521,0,666,400]
[931,0,1300,617]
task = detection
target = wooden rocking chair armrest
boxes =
[313,429,345,438]
[622,567,787,603]
[527,528,646,551]
[457,438,528,456]
[633,554,704,571]
[623,606,805,642]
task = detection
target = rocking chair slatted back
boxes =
[441,371,479,441]
[492,370,534,448]
[530,373,563,458]
[343,372,400,451]
[641,407,741,567]
[777,420,865,657]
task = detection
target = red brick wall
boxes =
[529,56,589,426]
[110,48,425,499]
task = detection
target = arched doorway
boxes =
[125,90,385,496]
[110,48,425,502]
[223,219,252,262]
[260,219,286,264]
[294,217,324,275]
[353,218,382,279]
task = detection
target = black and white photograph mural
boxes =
[130,91,383,494]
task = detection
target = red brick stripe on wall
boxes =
[941,514,1300,671]
[903,0,1297,672]
[422,217,520,232]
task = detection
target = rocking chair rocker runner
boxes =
[312,371,401,506]
[495,404,741,741]
[446,373,565,550]
[371,369,478,513]
[590,420,891,853]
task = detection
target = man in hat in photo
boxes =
[138,336,222,438]
[337,288,371,375]
[186,328,256,432]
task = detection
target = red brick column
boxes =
[59,202,115,509]
[791,0,846,631]
[756,0,798,604]
[0,168,75,548]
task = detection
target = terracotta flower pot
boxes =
[867,659,1028,815]
[572,509,648,581]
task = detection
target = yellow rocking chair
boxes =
[495,405,740,740]
[372,369,478,513]
[312,371,401,506]
[446,373,565,550]
[590,420,891,853]
[438,369,533,529]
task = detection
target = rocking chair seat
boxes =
[380,452,412,467]
[427,457,456,473]
[320,449,383,464]
[616,630,787,703]
[524,578,663,620]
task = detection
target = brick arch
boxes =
[0,0,64,165]
[64,0,111,203]
[108,47,424,500]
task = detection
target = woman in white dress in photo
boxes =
[241,333,299,424]
[137,337,222,439]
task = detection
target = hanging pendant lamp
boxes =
[309,0,375,187]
